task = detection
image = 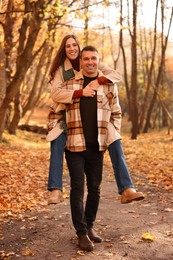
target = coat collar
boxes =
[64,58,73,71]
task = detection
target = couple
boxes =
[46,35,144,251]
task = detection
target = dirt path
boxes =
[1,162,173,260]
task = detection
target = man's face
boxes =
[80,50,99,77]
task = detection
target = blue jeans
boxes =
[108,139,134,194]
[48,135,134,194]
[48,133,66,191]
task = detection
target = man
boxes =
[62,46,122,251]
[47,38,144,205]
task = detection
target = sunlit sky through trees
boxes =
[70,0,173,41]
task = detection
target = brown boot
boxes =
[78,235,95,251]
[121,188,144,204]
[48,190,63,205]
[87,228,102,243]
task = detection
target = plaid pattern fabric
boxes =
[47,59,122,135]
[63,70,122,152]
[47,104,66,132]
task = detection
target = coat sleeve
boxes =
[110,84,122,133]
[51,68,74,104]
[98,62,122,84]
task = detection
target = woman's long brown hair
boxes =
[49,34,81,82]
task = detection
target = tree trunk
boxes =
[162,107,168,127]
[119,0,131,117]
[4,0,15,84]
[0,0,45,138]
[84,0,89,45]
[130,0,138,139]
[109,27,120,70]
[144,4,173,133]
[22,40,48,117]
[9,90,22,135]
[0,42,6,108]
[138,0,159,132]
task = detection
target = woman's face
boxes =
[65,37,80,60]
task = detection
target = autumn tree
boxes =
[118,0,173,138]
[0,0,46,138]
[0,0,78,139]
[0,0,172,140]
[119,0,139,139]
[143,0,173,133]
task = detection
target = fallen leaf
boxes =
[105,244,113,247]
[63,193,69,199]
[77,250,85,256]
[28,216,38,221]
[164,208,173,212]
[123,241,130,244]
[149,212,158,216]
[23,248,34,256]
[105,239,112,242]
[135,181,142,185]
[56,254,62,258]
[141,233,155,241]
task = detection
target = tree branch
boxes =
[0,10,32,15]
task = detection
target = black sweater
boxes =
[80,75,99,150]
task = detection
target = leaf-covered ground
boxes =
[0,131,50,218]
[0,128,173,259]
[1,129,172,219]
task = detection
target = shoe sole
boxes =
[88,237,102,243]
[48,199,63,205]
[79,245,95,251]
[121,195,144,204]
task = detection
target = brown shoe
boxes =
[48,190,63,205]
[121,188,144,204]
[78,234,95,251]
[87,228,102,243]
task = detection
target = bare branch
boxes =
[0,10,32,15]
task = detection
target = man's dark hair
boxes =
[81,45,98,55]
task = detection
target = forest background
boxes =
[0,1,173,259]
[0,0,173,140]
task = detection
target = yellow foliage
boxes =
[142,233,155,241]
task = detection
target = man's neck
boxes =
[83,74,98,88]
[82,71,98,78]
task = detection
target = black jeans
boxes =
[65,149,103,236]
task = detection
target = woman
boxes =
[47,34,144,205]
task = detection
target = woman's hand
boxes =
[82,85,96,97]
[86,79,99,91]
[82,79,99,97]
